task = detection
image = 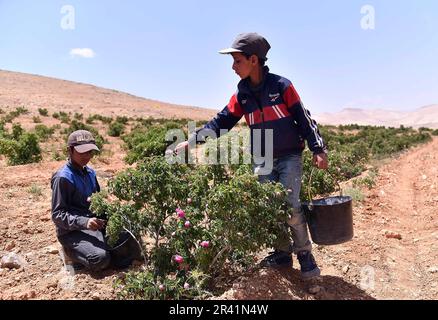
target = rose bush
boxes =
[90,156,288,299]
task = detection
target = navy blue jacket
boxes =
[193,67,326,158]
[51,161,100,237]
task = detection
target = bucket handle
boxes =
[307,167,343,207]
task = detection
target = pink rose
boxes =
[184,282,190,290]
[187,198,192,204]
[200,241,210,248]
[158,284,165,291]
[184,220,191,228]
[176,208,186,219]
[174,255,184,264]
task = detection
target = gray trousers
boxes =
[254,154,312,254]
[58,229,111,271]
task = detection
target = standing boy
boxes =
[176,33,328,279]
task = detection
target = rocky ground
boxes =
[1,133,437,300]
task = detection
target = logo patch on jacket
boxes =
[269,93,280,102]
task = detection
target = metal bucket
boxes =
[107,231,143,269]
[302,169,354,245]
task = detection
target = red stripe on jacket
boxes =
[245,104,291,125]
[227,94,244,117]
[283,85,301,109]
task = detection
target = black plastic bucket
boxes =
[107,231,143,269]
[303,196,353,245]
[302,168,354,245]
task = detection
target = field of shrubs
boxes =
[1,105,436,299]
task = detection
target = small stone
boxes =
[308,285,321,294]
[384,231,402,240]
[0,252,26,269]
[5,241,15,251]
[428,267,438,274]
[18,290,36,300]
[46,280,58,289]
[342,265,350,274]
[91,293,100,300]
[44,246,59,254]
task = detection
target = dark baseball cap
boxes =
[219,32,271,61]
[67,130,100,153]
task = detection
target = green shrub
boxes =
[52,150,64,161]
[108,121,125,137]
[14,106,28,115]
[123,122,184,164]
[115,116,129,124]
[28,183,43,198]
[0,133,42,165]
[12,123,24,140]
[34,124,55,141]
[91,157,288,299]
[38,108,49,116]
[33,116,42,123]
[0,121,5,135]
[59,112,71,124]
[1,107,28,123]
[86,114,113,124]
[343,187,365,202]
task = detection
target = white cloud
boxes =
[70,48,96,58]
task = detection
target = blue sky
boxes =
[0,0,437,114]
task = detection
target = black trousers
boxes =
[58,229,111,271]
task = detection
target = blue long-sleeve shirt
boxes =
[51,161,100,237]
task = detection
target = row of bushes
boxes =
[90,121,435,299]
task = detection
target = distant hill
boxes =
[314,105,438,129]
[0,69,216,121]
[1,69,436,129]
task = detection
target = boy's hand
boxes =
[313,153,328,170]
[174,141,189,154]
[86,218,106,231]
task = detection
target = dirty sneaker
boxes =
[297,251,321,279]
[260,250,292,269]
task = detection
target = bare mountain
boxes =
[0,69,216,120]
[314,105,438,129]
